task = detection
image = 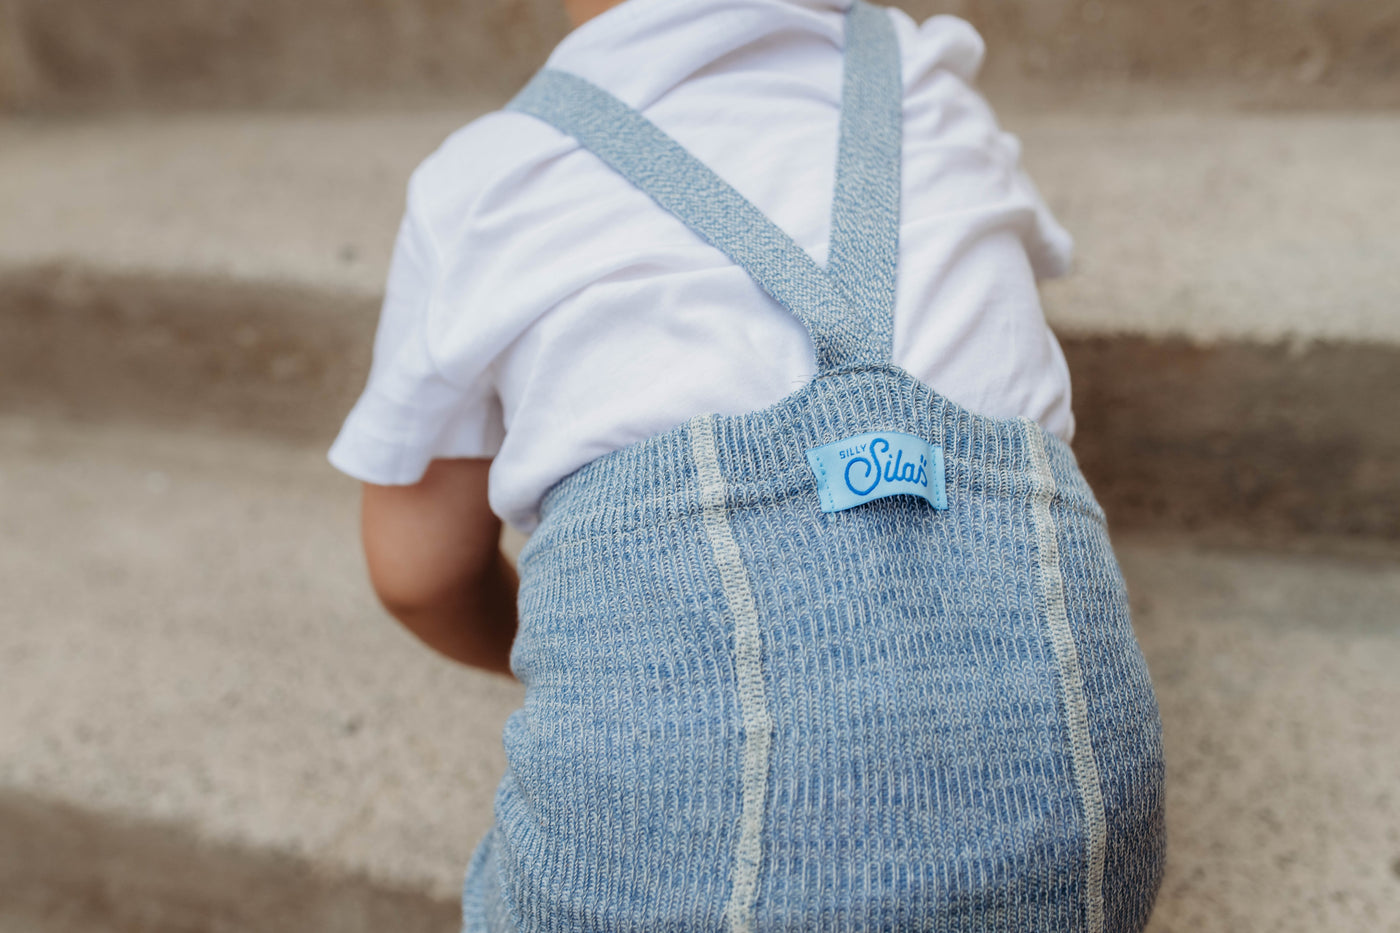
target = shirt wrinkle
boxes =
[327,0,1075,532]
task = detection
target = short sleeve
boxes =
[327,173,505,485]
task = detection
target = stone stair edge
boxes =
[2,0,1399,113]
[0,785,457,933]
[2,255,1397,339]
[4,251,1398,347]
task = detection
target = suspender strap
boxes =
[507,1,903,372]
[510,69,861,371]
[828,0,902,360]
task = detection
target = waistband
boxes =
[533,365,1099,545]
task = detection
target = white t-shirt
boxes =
[328,0,1075,533]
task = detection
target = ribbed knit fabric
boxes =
[462,4,1164,930]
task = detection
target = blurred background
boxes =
[1,0,1398,930]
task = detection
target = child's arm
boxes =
[359,458,519,677]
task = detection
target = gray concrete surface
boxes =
[1062,337,1400,540]
[0,0,567,113]
[2,107,1398,345]
[1028,110,1400,346]
[1,415,1398,931]
[0,416,519,906]
[0,110,474,298]
[0,790,458,933]
[2,0,1397,113]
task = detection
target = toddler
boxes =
[330,1,1165,930]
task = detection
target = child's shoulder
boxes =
[404,106,574,231]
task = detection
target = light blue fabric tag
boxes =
[806,431,947,513]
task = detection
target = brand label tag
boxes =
[805,431,947,514]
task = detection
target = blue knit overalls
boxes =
[461,4,1166,931]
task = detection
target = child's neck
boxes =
[563,0,629,28]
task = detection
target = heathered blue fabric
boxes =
[826,1,901,360]
[464,4,1165,930]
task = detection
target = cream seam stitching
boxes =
[690,414,773,933]
[1025,422,1108,933]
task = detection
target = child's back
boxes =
[331,2,1165,930]
[330,0,1075,536]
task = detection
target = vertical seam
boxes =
[689,414,774,933]
[1024,422,1108,933]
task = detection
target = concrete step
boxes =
[2,0,1397,113]
[1,414,1397,931]
[2,105,1398,539]
[0,416,518,930]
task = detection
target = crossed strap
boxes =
[508,1,902,373]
